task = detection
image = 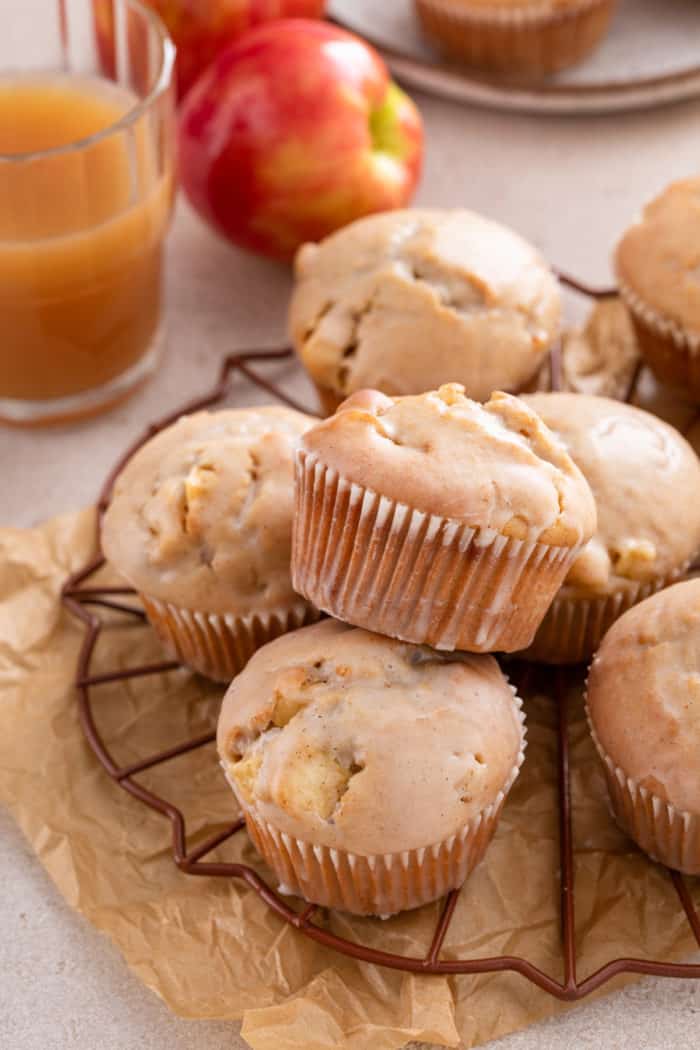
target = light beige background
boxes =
[4,87,700,1049]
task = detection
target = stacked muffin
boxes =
[215,383,598,914]
[103,202,700,913]
[103,383,596,915]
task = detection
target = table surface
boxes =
[4,86,700,1050]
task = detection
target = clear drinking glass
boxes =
[0,0,175,424]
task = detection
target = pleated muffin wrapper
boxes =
[292,449,584,654]
[586,698,700,875]
[140,595,320,683]
[414,0,614,76]
[618,277,700,400]
[225,689,527,917]
[525,564,691,665]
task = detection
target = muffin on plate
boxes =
[289,208,560,413]
[217,619,526,915]
[523,393,700,664]
[615,178,700,401]
[587,579,700,874]
[102,406,319,682]
[414,0,615,77]
[292,384,596,653]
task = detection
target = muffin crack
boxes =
[336,291,380,390]
[398,255,487,316]
[300,299,332,345]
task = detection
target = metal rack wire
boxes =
[61,293,700,1000]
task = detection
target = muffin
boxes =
[292,384,596,653]
[102,406,319,682]
[217,619,526,915]
[533,297,700,449]
[615,178,700,401]
[587,579,700,874]
[289,208,561,413]
[414,0,615,77]
[523,393,700,664]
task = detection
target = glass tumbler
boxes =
[0,0,175,424]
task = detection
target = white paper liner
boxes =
[141,595,319,683]
[586,697,700,874]
[618,276,700,356]
[525,565,690,664]
[227,688,527,916]
[414,0,613,75]
[292,449,581,653]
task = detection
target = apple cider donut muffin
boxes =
[615,178,700,401]
[103,406,319,682]
[289,208,561,412]
[587,579,700,874]
[292,384,596,653]
[217,619,526,915]
[414,0,615,77]
[523,393,700,664]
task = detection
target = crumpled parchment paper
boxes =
[2,312,700,1050]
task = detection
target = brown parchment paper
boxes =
[2,500,700,1050]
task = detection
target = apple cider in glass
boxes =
[0,0,175,424]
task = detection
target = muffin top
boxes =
[217,619,525,855]
[102,406,314,614]
[301,384,596,547]
[524,393,700,597]
[289,208,560,405]
[587,578,700,814]
[615,177,700,333]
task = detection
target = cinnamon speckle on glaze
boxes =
[301,384,596,547]
[217,620,525,856]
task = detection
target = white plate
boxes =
[330,0,700,114]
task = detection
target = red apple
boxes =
[178,19,424,260]
[95,1,327,101]
[151,1,327,99]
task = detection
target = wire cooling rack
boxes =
[61,280,700,1000]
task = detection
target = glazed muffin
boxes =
[414,0,615,77]
[523,393,700,664]
[292,384,596,653]
[102,406,319,682]
[217,619,526,915]
[289,208,560,413]
[615,178,700,401]
[587,579,700,874]
[534,296,700,438]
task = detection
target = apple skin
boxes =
[94,1,326,101]
[178,19,424,260]
[146,0,327,100]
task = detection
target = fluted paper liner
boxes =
[618,277,700,398]
[141,594,319,682]
[5,508,700,1050]
[526,566,689,665]
[292,449,581,653]
[414,0,614,76]
[226,690,526,916]
[586,700,700,874]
